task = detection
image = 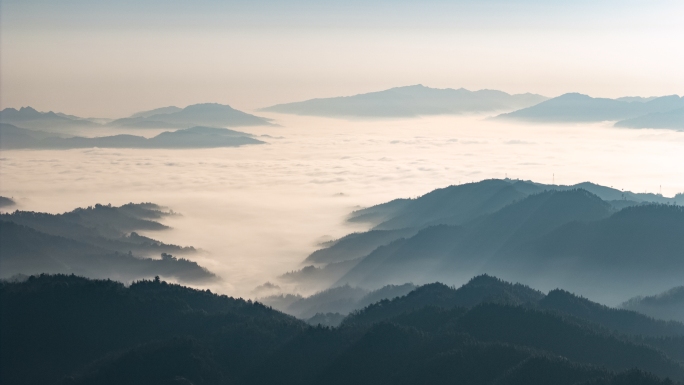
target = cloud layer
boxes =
[1,115,683,297]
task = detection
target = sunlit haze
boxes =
[1,0,683,117]
[4,2,684,382]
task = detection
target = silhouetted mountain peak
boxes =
[1,106,62,120]
[19,106,41,114]
[555,92,593,100]
[541,289,599,311]
[463,274,513,288]
[179,103,237,112]
[408,282,452,296]
[456,274,545,305]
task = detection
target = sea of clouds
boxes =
[2,114,683,297]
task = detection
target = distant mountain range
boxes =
[260,85,548,117]
[0,124,264,150]
[0,106,99,130]
[281,179,684,304]
[4,92,682,130]
[495,93,684,129]
[0,103,273,132]
[0,202,215,283]
[261,86,684,129]
[109,103,273,128]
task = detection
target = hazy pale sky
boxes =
[1,0,683,117]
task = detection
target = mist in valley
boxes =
[2,113,683,300]
[5,1,684,383]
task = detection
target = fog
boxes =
[1,114,683,298]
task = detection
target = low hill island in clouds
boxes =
[278,179,684,305]
[0,124,264,150]
[3,91,682,132]
[260,84,549,117]
[0,103,274,132]
[108,103,274,129]
[4,273,684,385]
[495,93,684,129]
[260,85,684,129]
[0,106,99,130]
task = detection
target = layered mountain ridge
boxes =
[0,202,215,283]
[280,179,684,305]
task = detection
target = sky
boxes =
[1,0,683,117]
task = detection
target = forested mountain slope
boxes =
[3,274,683,385]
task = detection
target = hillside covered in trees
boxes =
[3,274,684,385]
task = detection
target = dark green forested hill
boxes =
[0,275,303,385]
[3,274,684,385]
[342,275,544,326]
[344,275,684,338]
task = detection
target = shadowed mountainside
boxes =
[343,275,684,361]
[259,283,417,322]
[337,198,684,303]
[0,203,215,283]
[349,179,680,231]
[623,286,684,323]
[282,180,683,305]
[304,228,418,265]
[2,274,683,385]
